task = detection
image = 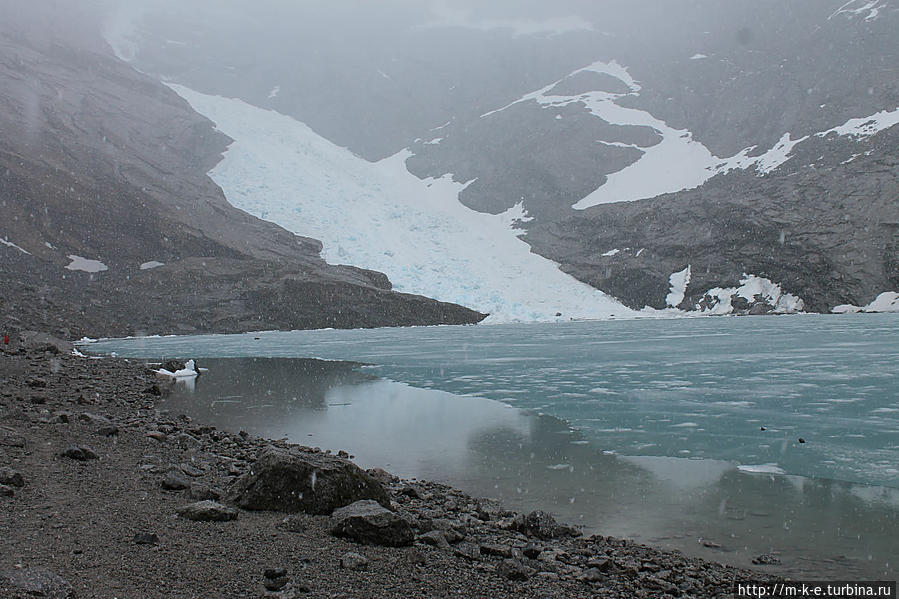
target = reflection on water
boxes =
[164,358,897,581]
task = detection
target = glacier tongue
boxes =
[169,85,634,323]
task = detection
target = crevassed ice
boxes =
[169,85,635,323]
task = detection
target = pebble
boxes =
[340,552,369,571]
[60,445,99,460]
[0,467,25,487]
[176,500,238,522]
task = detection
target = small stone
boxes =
[61,445,99,460]
[96,425,119,437]
[180,462,205,477]
[452,542,481,561]
[263,576,289,591]
[496,558,533,581]
[587,556,615,572]
[189,483,221,501]
[522,544,543,559]
[798,437,806,444]
[55,411,73,423]
[145,431,167,441]
[174,433,202,449]
[162,472,191,491]
[78,412,110,425]
[577,567,604,583]
[0,484,14,497]
[264,568,287,579]
[0,467,25,487]
[0,433,26,447]
[340,552,369,571]
[133,532,159,545]
[407,549,427,565]
[701,540,722,548]
[176,500,238,522]
[479,543,513,558]
[417,530,450,549]
[752,553,782,565]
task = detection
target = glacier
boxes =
[170,85,636,323]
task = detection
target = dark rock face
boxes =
[525,134,899,312]
[0,3,485,339]
[228,447,389,515]
[330,500,414,547]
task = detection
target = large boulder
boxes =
[330,500,414,547]
[510,510,581,540]
[227,446,389,515]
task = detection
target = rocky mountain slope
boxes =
[110,0,898,316]
[0,2,484,338]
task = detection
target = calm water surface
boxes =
[86,313,899,579]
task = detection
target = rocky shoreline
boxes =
[1,335,775,598]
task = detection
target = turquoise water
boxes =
[88,313,899,488]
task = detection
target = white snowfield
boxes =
[170,85,636,323]
[480,61,899,209]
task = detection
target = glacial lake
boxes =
[84,313,898,580]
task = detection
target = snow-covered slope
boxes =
[171,86,635,322]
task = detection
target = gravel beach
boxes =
[0,335,774,598]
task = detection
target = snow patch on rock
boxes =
[666,266,692,308]
[696,275,804,315]
[832,291,899,314]
[65,255,108,273]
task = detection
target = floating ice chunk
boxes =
[738,463,786,475]
[268,85,280,99]
[140,261,165,270]
[601,249,620,257]
[156,359,199,378]
[690,53,708,60]
[65,255,108,273]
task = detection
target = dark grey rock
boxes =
[162,472,191,491]
[189,483,221,501]
[1,567,74,598]
[452,542,481,561]
[133,532,159,545]
[522,544,543,559]
[60,445,98,461]
[0,432,26,447]
[229,446,389,515]
[511,510,579,540]
[0,484,14,497]
[417,530,450,549]
[96,425,119,437]
[578,567,605,583]
[0,467,24,487]
[479,543,513,558]
[330,500,414,547]
[264,568,287,579]
[496,558,533,581]
[753,553,782,565]
[77,412,110,425]
[340,552,369,571]
[263,576,289,591]
[176,500,238,522]
[179,462,205,477]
